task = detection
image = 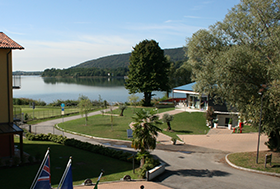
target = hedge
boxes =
[25,132,138,164]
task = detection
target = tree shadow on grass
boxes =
[172,130,193,134]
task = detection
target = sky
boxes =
[0,0,240,71]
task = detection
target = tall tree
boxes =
[186,0,280,150]
[125,39,170,106]
[131,109,162,167]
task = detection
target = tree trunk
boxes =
[144,92,152,106]
[166,90,169,98]
[140,157,145,168]
[167,122,171,130]
[120,110,124,116]
[275,129,280,151]
[85,113,88,126]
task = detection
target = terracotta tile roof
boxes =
[0,32,24,49]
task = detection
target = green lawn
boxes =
[227,151,280,174]
[232,124,258,133]
[58,107,209,141]
[1,137,139,189]
[58,107,165,141]
[159,112,209,139]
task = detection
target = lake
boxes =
[13,76,176,104]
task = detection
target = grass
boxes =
[227,151,280,174]
[58,107,168,141]
[58,107,209,141]
[0,137,140,189]
[159,112,209,139]
[232,124,258,133]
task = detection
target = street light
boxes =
[256,87,265,164]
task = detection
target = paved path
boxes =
[178,132,268,153]
[23,108,278,189]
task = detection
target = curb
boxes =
[225,153,280,177]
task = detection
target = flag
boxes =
[30,149,51,189]
[94,170,104,189]
[58,158,73,189]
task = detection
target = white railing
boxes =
[13,75,21,89]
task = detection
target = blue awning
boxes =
[173,82,196,92]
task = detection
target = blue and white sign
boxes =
[61,103,65,115]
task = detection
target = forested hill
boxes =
[72,47,186,69]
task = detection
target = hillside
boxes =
[72,47,187,69]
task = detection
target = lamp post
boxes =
[256,92,264,164]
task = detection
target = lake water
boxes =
[13,76,174,104]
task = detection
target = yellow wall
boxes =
[0,49,13,123]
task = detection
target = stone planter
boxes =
[228,124,232,130]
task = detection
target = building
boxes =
[0,32,24,160]
[172,82,239,129]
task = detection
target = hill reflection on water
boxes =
[42,77,125,87]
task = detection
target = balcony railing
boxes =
[13,75,21,89]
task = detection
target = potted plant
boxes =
[228,118,232,130]
[213,119,218,128]
[171,137,177,145]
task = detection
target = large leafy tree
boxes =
[186,0,280,150]
[167,60,192,97]
[125,39,170,106]
[131,109,162,167]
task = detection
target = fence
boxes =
[13,106,22,121]
[26,108,80,120]
[18,106,100,121]
[20,124,65,136]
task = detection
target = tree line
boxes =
[42,67,129,77]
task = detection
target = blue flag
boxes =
[58,158,73,189]
[33,154,51,189]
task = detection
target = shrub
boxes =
[138,154,160,178]
[26,133,137,164]
[13,98,47,106]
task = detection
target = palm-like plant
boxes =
[119,104,127,116]
[162,113,174,131]
[131,109,162,167]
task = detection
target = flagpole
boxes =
[57,157,72,189]
[93,170,104,189]
[30,148,50,189]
